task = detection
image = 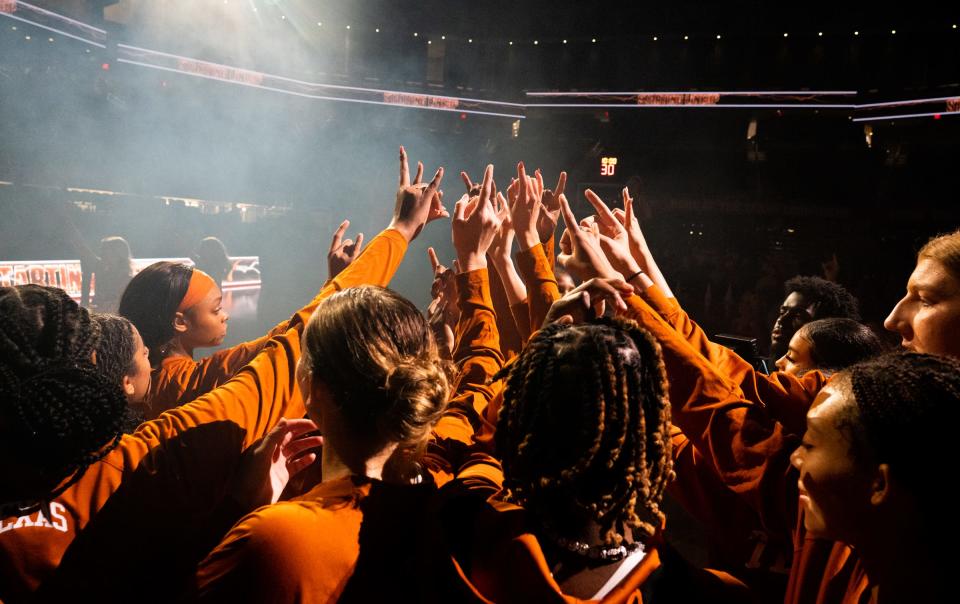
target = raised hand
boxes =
[389,146,447,243]
[327,220,364,280]
[543,277,633,327]
[452,165,503,272]
[583,189,642,279]
[460,170,483,197]
[536,170,567,244]
[488,192,516,263]
[426,247,458,358]
[611,187,671,296]
[508,162,542,252]
[611,187,651,263]
[556,193,623,282]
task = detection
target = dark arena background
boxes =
[1,0,958,348]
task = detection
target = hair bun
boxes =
[382,359,449,441]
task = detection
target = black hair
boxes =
[118,261,193,365]
[838,352,960,543]
[800,318,886,374]
[783,276,860,321]
[0,286,126,503]
[92,313,138,384]
[495,317,674,547]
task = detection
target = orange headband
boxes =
[177,268,217,312]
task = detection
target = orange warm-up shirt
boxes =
[146,229,408,417]
[0,325,305,602]
[640,284,824,435]
[621,293,871,604]
[515,239,561,335]
[0,228,409,603]
[195,269,505,602]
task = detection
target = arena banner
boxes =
[0,256,261,318]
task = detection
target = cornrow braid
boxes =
[0,285,100,372]
[2,364,126,488]
[495,317,674,548]
[839,351,960,541]
[0,285,126,504]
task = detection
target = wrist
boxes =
[517,229,541,252]
[457,252,488,273]
[387,220,417,243]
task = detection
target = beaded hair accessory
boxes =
[541,524,645,562]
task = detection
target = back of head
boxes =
[839,353,960,537]
[918,229,960,280]
[496,317,674,546]
[802,318,886,374]
[98,236,133,273]
[194,237,231,282]
[91,313,136,386]
[0,286,127,506]
[783,275,860,321]
[301,286,450,474]
[118,261,193,365]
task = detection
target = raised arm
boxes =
[511,163,566,331]
[561,194,799,538]
[147,147,445,414]
[424,165,505,486]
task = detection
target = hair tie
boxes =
[177,269,217,312]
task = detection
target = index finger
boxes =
[460,171,475,193]
[414,161,424,185]
[479,164,494,209]
[555,171,567,197]
[269,417,320,444]
[399,146,409,187]
[330,220,349,252]
[422,166,445,207]
[428,247,441,273]
[558,193,580,233]
[584,189,619,230]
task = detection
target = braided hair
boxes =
[91,313,137,385]
[837,351,960,535]
[0,285,127,504]
[495,316,674,547]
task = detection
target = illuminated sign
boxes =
[600,157,618,176]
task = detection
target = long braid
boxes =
[495,316,674,548]
[0,285,126,505]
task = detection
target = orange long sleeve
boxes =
[515,243,560,335]
[197,269,505,603]
[621,294,870,604]
[0,321,310,601]
[622,293,796,537]
[640,284,824,435]
[424,269,505,489]
[146,228,408,417]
